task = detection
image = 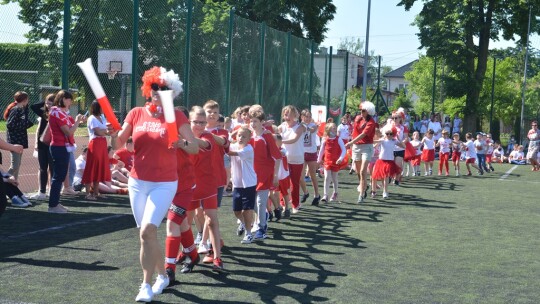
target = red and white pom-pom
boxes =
[141,66,183,99]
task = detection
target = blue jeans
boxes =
[68,151,76,186]
[49,146,69,208]
[476,154,488,172]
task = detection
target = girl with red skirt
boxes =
[317,123,346,202]
[372,126,405,198]
[82,100,112,200]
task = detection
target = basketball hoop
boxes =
[106,69,118,80]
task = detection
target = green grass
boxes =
[0,162,539,303]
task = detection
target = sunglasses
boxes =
[385,132,393,135]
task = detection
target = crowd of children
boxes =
[3,80,540,303]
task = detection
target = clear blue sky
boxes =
[321,0,424,69]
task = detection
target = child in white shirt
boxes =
[409,131,422,176]
[371,126,405,198]
[421,129,435,175]
[228,127,257,244]
[464,132,483,175]
[436,129,452,176]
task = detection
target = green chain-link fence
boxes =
[1,0,353,191]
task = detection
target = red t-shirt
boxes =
[250,131,282,191]
[351,116,376,145]
[208,128,230,187]
[125,107,188,182]
[114,147,134,171]
[176,148,195,192]
[323,137,343,167]
[190,132,217,200]
[48,106,75,146]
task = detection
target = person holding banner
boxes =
[110,66,197,302]
[345,101,377,203]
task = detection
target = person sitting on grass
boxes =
[508,145,526,165]
[72,147,128,198]
[491,141,507,163]
[2,170,32,208]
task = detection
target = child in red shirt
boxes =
[317,123,346,202]
[189,106,223,272]
[249,110,282,240]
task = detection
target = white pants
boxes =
[128,177,177,228]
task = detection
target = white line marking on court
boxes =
[499,165,518,180]
[3,214,129,240]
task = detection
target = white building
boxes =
[314,49,366,101]
[384,60,419,104]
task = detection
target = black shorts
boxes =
[232,186,256,212]
[393,150,405,158]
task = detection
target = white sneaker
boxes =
[61,187,78,195]
[30,192,47,201]
[135,283,153,302]
[197,242,210,254]
[382,192,389,199]
[48,205,68,213]
[151,274,169,295]
[241,234,253,244]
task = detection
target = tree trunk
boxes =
[463,0,495,134]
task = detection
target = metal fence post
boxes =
[183,0,193,108]
[61,0,71,90]
[326,46,333,120]
[224,8,235,116]
[283,31,291,107]
[308,40,315,108]
[258,22,266,104]
[130,0,139,109]
[431,57,437,115]
[341,51,349,118]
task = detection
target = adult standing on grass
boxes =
[81,100,113,200]
[428,114,443,142]
[29,93,54,201]
[526,121,540,171]
[345,101,377,203]
[6,91,34,180]
[110,66,197,303]
[279,105,305,214]
[452,113,463,135]
[47,90,85,213]
[0,138,24,215]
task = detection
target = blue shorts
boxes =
[232,186,256,212]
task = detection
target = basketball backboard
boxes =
[97,49,133,75]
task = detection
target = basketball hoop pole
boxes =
[119,74,128,122]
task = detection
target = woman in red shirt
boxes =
[111,67,198,302]
[345,101,377,203]
[47,90,85,213]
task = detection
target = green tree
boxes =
[211,0,336,44]
[404,56,445,115]
[391,89,413,112]
[398,0,540,135]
